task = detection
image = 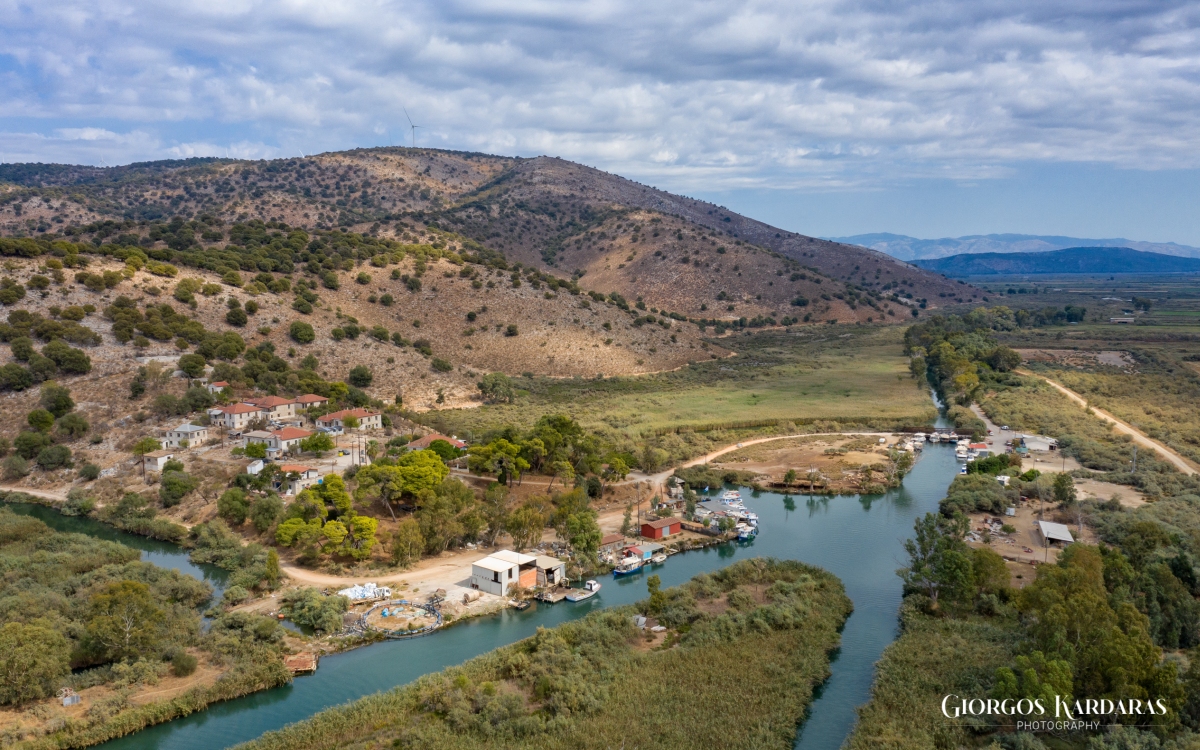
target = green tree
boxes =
[415,491,465,554]
[39,381,74,417]
[264,548,281,588]
[0,622,70,706]
[244,441,268,459]
[178,353,207,378]
[300,432,334,455]
[621,504,633,536]
[783,468,797,486]
[35,445,72,470]
[566,509,601,559]
[427,439,461,463]
[160,470,198,507]
[14,431,51,460]
[26,408,54,433]
[289,321,315,344]
[348,365,373,387]
[506,503,546,551]
[1053,472,1077,506]
[477,372,516,403]
[391,518,425,568]
[250,493,283,533]
[646,574,666,615]
[481,483,509,547]
[225,307,248,327]
[898,512,973,609]
[86,581,165,662]
[343,515,378,560]
[54,412,89,440]
[276,517,323,547]
[217,487,249,525]
[282,588,347,634]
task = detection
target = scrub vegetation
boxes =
[238,558,853,750]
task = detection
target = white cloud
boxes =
[0,0,1196,191]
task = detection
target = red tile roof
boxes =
[246,396,294,408]
[600,533,625,546]
[278,464,314,474]
[210,381,229,387]
[641,517,679,529]
[408,433,466,450]
[273,427,313,441]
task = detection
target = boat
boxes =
[720,489,742,502]
[955,447,969,461]
[512,600,531,611]
[737,524,758,541]
[650,552,667,565]
[913,432,926,442]
[742,511,759,523]
[565,580,601,602]
[959,465,968,475]
[929,433,941,443]
[613,558,644,576]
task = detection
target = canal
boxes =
[12,422,958,750]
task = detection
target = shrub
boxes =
[348,365,373,387]
[505,324,519,337]
[178,353,207,378]
[26,408,54,433]
[226,307,248,327]
[160,470,198,507]
[321,272,339,290]
[380,293,394,306]
[170,651,198,677]
[356,272,371,285]
[289,321,315,344]
[2,455,29,480]
[431,358,453,373]
[35,444,72,470]
[250,494,283,533]
[55,412,90,440]
[218,487,249,525]
[79,462,101,481]
[14,431,51,459]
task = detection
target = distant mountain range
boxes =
[829,232,1200,261]
[911,247,1200,277]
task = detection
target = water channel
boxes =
[11,410,957,750]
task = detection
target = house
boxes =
[623,543,664,562]
[270,427,313,453]
[142,449,174,473]
[470,550,537,596]
[245,395,297,420]
[534,555,566,587]
[407,433,467,451]
[600,533,626,554]
[163,423,209,448]
[293,393,329,410]
[206,380,230,395]
[1038,520,1075,546]
[316,408,382,431]
[1020,435,1057,452]
[276,465,321,495]
[641,517,681,539]
[214,403,265,429]
[243,430,275,448]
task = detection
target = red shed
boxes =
[640,517,681,539]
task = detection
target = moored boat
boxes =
[650,552,667,565]
[613,558,644,576]
[565,580,601,602]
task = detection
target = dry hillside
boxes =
[0,148,983,330]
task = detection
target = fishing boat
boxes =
[512,599,531,611]
[613,557,644,576]
[720,489,742,502]
[913,432,926,442]
[955,446,969,461]
[742,511,759,524]
[737,524,758,541]
[650,552,667,565]
[929,433,941,443]
[565,580,601,602]
[959,465,968,475]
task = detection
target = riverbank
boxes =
[238,558,854,750]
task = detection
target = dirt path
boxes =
[0,485,69,502]
[1018,369,1198,476]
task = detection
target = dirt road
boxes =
[0,485,69,502]
[1018,369,1198,476]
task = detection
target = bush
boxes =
[250,494,283,533]
[78,462,101,481]
[14,431,51,459]
[431,358,453,373]
[226,307,248,327]
[505,324,519,337]
[2,455,29,480]
[321,272,339,290]
[35,444,72,470]
[348,365,373,387]
[222,585,250,606]
[356,272,371,285]
[55,412,90,439]
[26,408,54,433]
[170,651,198,678]
[289,321,315,344]
[218,487,249,525]
[160,470,198,507]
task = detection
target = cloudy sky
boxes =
[3,0,1199,242]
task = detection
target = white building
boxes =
[470,550,538,596]
[163,423,209,448]
[316,408,383,431]
[214,403,265,430]
[142,449,175,473]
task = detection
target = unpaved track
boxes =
[1018,369,1198,476]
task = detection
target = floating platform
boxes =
[536,587,571,603]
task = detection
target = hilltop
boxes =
[911,246,1200,276]
[0,148,976,329]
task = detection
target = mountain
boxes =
[911,247,1200,277]
[0,148,974,330]
[830,232,1200,261]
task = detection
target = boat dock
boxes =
[535,586,572,603]
[283,652,318,674]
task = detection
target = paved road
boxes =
[1017,369,1198,476]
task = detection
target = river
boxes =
[11,417,958,750]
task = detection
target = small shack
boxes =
[471,550,537,595]
[641,516,682,539]
[1038,520,1075,547]
[142,449,174,473]
[535,555,566,587]
[600,533,625,554]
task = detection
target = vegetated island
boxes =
[236,557,853,750]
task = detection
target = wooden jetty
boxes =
[535,586,571,603]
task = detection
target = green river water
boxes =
[11,412,957,750]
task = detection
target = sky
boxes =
[2,0,1199,243]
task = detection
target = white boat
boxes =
[737,524,758,541]
[929,433,941,443]
[565,580,601,602]
[650,552,667,565]
[955,447,969,461]
[720,489,742,502]
[742,511,759,523]
[913,433,926,442]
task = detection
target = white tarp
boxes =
[337,582,391,600]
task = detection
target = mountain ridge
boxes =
[831,232,1200,261]
[911,246,1200,276]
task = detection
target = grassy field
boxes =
[236,558,853,750]
[420,325,937,438]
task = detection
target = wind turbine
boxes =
[403,108,421,148]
